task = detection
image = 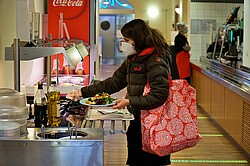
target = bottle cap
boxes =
[38,82,43,89]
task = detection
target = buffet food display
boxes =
[24,75,89,96]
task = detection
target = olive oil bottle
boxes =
[47,81,61,127]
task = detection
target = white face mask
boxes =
[122,42,136,56]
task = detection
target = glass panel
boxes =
[191,19,216,34]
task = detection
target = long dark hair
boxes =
[121,19,171,61]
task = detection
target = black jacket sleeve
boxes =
[80,61,128,98]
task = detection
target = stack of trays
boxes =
[0,121,20,139]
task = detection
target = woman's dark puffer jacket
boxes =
[80,48,170,118]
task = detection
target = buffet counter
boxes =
[191,57,250,157]
[0,127,104,166]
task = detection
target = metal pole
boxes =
[47,56,51,92]
[47,34,52,92]
[56,54,59,85]
[13,38,20,92]
[212,34,218,60]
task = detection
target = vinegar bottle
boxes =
[47,81,61,127]
[34,82,48,127]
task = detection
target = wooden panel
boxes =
[194,71,212,115]
[211,81,225,127]
[191,69,198,89]
[242,100,250,154]
[224,89,243,143]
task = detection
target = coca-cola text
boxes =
[53,0,84,7]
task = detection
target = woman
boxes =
[174,22,191,84]
[69,19,172,166]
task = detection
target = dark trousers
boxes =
[126,116,171,166]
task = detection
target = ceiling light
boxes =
[147,6,159,19]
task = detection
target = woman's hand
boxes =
[67,89,82,101]
[112,98,130,110]
[183,44,191,51]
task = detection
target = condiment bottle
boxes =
[47,81,61,127]
[34,82,48,127]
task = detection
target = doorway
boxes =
[100,15,116,65]
[99,14,134,65]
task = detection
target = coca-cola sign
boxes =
[51,0,88,19]
[53,0,84,6]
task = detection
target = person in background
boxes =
[206,38,229,59]
[68,19,172,166]
[174,22,191,84]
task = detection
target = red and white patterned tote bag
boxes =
[141,77,202,156]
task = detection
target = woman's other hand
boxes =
[183,44,191,51]
[112,98,129,110]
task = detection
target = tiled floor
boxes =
[98,64,250,166]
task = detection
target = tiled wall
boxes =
[190,2,244,60]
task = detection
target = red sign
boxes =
[48,0,90,85]
[51,0,88,19]
[48,0,90,42]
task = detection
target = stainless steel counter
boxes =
[0,127,104,166]
[191,57,250,101]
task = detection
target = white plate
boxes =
[79,98,116,107]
